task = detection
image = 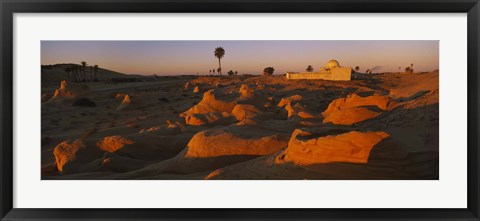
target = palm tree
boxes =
[212,69,215,75]
[306,65,314,72]
[217,67,221,76]
[234,71,238,75]
[93,65,99,81]
[355,66,360,72]
[410,63,414,73]
[81,61,87,82]
[214,47,225,76]
[209,70,212,75]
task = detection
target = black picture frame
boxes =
[1,0,479,220]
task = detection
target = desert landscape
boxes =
[41,41,439,180]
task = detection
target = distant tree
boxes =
[64,66,72,81]
[263,67,275,76]
[234,71,238,75]
[89,66,93,81]
[355,66,360,72]
[209,70,212,75]
[398,67,401,72]
[93,65,99,81]
[212,69,216,75]
[214,47,225,76]
[366,69,370,74]
[306,65,314,72]
[228,70,234,76]
[410,63,414,73]
[405,67,411,73]
[72,65,79,82]
[81,61,87,82]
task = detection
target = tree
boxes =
[405,67,411,73]
[81,61,87,82]
[366,69,370,74]
[209,70,212,75]
[410,63,414,73]
[72,65,80,82]
[64,66,72,81]
[228,70,234,76]
[212,69,216,75]
[234,71,238,75]
[306,65,314,72]
[355,66,360,72]
[214,47,225,76]
[93,65,99,81]
[263,67,275,76]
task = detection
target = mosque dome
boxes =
[325,60,340,69]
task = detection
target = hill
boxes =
[41,63,138,83]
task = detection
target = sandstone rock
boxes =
[96,135,134,153]
[281,128,389,165]
[285,103,318,119]
[53,139,85,172]
[239,84,255,99]
[232,104,262,121]
[323,107,381,125]
[116,94,132,111]
[184,112,236,126]
[185,125,290,158]
[181,89,238,125]
[53,138,103,173]
[48,80,89,102]
[277,94,303,107]
[322,93,396,117]
[181,89,237,115]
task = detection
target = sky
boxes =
[41,41,439,75]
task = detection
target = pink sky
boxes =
[41,40,439,75]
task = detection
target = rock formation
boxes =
[96,135,134,153]
[280,128,390,165]
[185,125,290,158]
[116,94,132,111]
[48,80,89,102]
[322,93,396,125]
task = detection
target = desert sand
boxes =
[41,70,439,180]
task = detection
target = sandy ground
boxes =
[41,71,439,180]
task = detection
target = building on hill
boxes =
[285,59,352,81]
